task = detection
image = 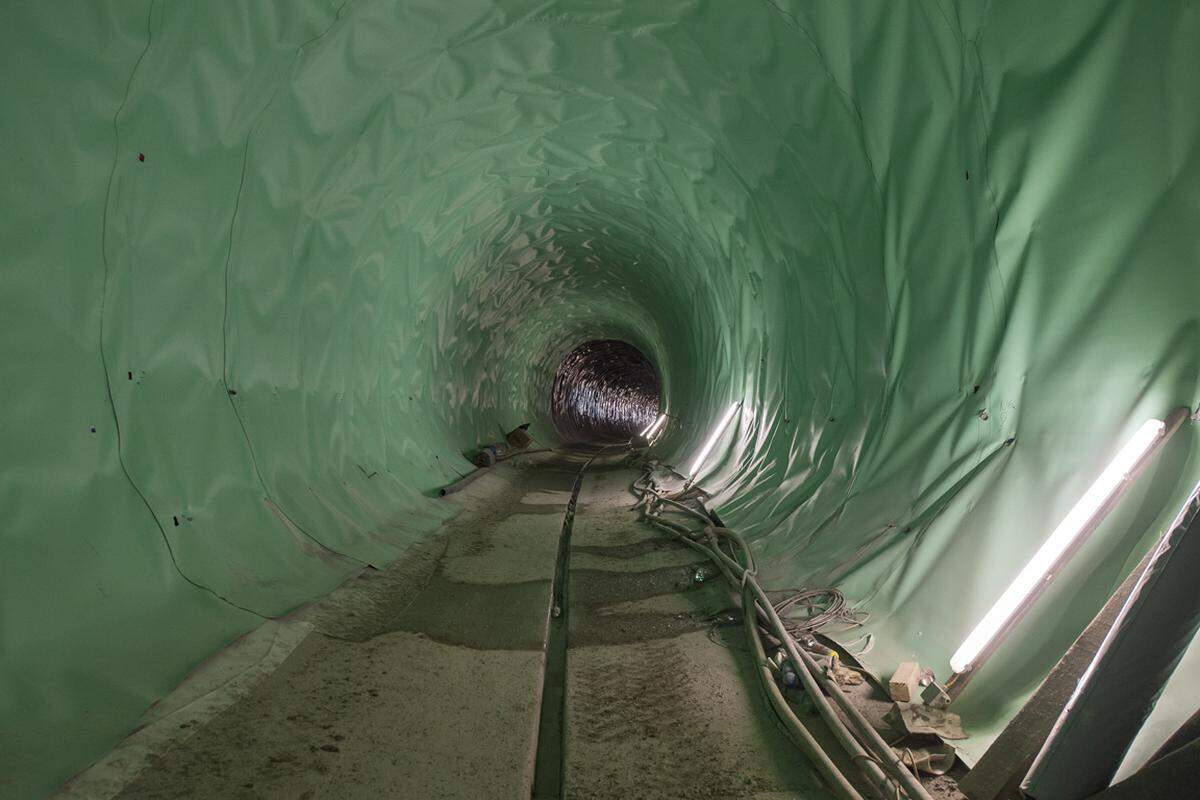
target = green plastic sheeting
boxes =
[2,1,1198,795]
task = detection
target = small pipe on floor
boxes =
[439,448,556,496]
[438,469,484,497]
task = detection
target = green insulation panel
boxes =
[2,1,1198,795]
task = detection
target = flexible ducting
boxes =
[551,339,660,442]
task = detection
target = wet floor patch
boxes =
[521,490,574,505]
[573,538,683,560]
[570,568,740,647]
[571,607,723,647]
[305,534,449,643]
[571,564,706,606]
[388,573,552,651]
[511,500,574,516]
[307,459,571,643]
[111,455,825,800]
[439,513,562,584]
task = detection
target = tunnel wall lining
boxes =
[1,1,1198,795]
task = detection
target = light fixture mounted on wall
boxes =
[947,409,1188,694]
[642,413,668,441]
[640,413,667,438]
[689,402,742,479]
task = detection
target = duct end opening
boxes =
[550,340,660,443]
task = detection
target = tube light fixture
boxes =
[949,418,1168,675]
[639,414,665,438]
[689,402,741,478]
[643,413,668,440]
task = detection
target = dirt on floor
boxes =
[563,466,829,800]
[115,455,577,800]
[102,449,967,800]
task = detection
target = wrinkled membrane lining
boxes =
[2,1,1199,795]
[551,340,660,442]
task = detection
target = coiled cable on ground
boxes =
[772,588,868,639]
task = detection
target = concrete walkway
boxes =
[564,463,823,799]
[62,450,824,799]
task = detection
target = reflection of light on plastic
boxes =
[644,413,668,439]
[689,403,741,478]
[950,419,1167,674]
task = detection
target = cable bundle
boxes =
[630,458,931,800]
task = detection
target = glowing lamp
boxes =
[645,413,668,439]
[689,403,741,478]
[950,418,1168,674]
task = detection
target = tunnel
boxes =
[2,2,1199,798]
[551,340,661,443]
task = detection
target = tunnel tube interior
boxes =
[551,339,661,443]
[2,1,1199,795]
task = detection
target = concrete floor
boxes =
[111,454,575,800]
[564,464,824,799]
[58,449,865,799]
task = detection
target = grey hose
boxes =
[636,468,933,800]
[710,525,929,800]
[439,447,556,496]
[801,648,934,798]
[741,579,867,800]
[439,469,485,496]
[651,519,869,799]
[699,527,899,799]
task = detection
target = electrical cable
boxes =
[772,588,869,639]
[630,459,933,800]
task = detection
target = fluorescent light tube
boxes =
[646,413,667,439]
[949,418,1167,674]
[638,412,667,438]
[689,402,741,478]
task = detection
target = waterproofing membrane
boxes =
[551,339,660,442]
[1,1,1199,795]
